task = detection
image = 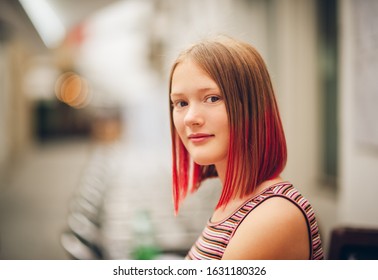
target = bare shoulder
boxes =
[222,196,310,260]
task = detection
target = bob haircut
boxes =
[169,36,287,213]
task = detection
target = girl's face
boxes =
[170,59,229,167]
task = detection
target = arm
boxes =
[222,197,310,260]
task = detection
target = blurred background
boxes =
[0,0,377,260]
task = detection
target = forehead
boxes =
[171,59,218,94]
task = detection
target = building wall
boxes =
[0,42,10,181]
[268,0,338,252]
[338,0,378,227]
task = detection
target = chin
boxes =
[192,158,212,166]
[191,155,213,166]
[187,147,227,166]
[191,155,223,166]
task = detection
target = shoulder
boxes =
[222,196,310,260]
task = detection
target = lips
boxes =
[188,133,214,143]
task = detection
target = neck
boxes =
[215,159,284,197]
[215,157,285,197]
[215,160,228,186]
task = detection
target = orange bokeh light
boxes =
[55,72,91,108]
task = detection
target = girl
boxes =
[168,36,323,260]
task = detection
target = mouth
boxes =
[188,133,214,143]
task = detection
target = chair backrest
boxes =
[328,227,378,260]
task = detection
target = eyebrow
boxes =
[170,87,220,97]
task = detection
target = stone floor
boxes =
[0,140,92,259]
[0,138,220,260]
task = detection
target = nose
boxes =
[184,104,204,127]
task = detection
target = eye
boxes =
[172,100,188,108]
[205,95,221,103]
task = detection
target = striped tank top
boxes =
[186,183,324,260]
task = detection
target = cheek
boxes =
[219,111,230,148]
[173,113,185,135]
[218,108,229,133]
